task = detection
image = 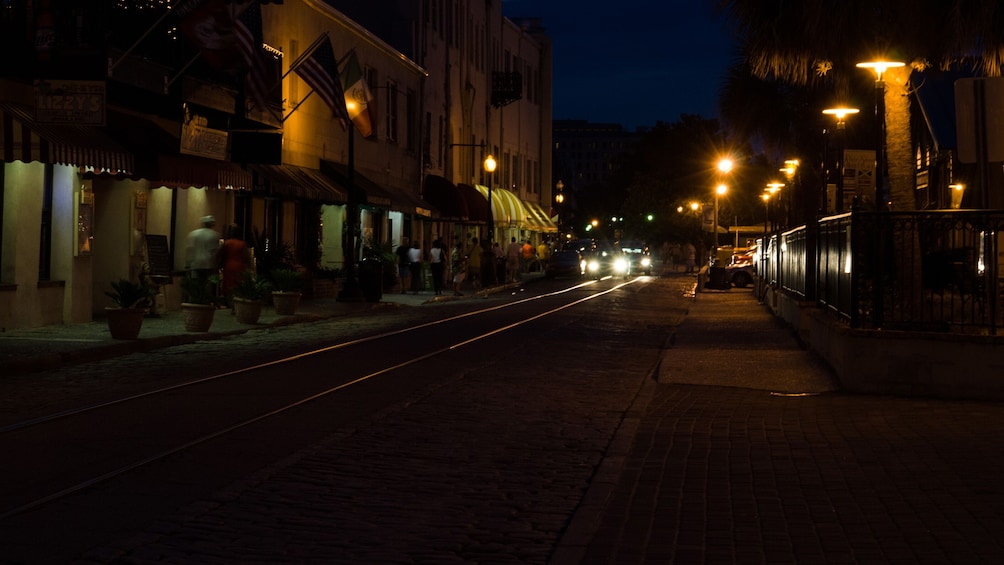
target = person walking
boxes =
[451,241,467,296]
[685,241,697,273]
[493,241,505,284]
[218,224,252,305]
[408,241,423,293]
[521,239,535,272]
[506,237,522,282]
[468,237,482,289]
[428,239,445,295]
[395,237,411,293]
[185,215,221,284]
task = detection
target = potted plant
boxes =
[230,271,272,324]
[104,278,153,339]
[180,274,220,332]
[269,268,304,315]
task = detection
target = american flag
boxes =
[232,1,272,111]
[175,0,279,110]
[292,36,350,127]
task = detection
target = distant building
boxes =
[552,120,640,189]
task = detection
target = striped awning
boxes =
[321,160,435,216]
[152,153,252,190]
[250,164,347,203]
[522,199,558,233]
[1,103,133,173]
[474,185,527,228]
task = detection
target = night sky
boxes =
[503,0,737,130]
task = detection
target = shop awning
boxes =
[103,111,250,189]
[474,185,527,228]
[249,163,347,203]
[522,199,558,233]
[322,160,435,217]
[423,175,466,220]
[153,153,252,190]
[457,183,490,224]
[1,103,133,173]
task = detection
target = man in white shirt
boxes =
[407,242,423,293]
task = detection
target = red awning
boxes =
[1,103,133,173]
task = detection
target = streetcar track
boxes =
[0,278,640,520]
[0,279,603,435]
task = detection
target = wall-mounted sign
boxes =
[34,80,106,125]
[180,111,229,161]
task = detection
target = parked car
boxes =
[725,248,756,288]
[545,249,585,279]
[619,239,652,275]
[585,243,629,279]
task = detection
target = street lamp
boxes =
[761,192,771,237]
[483,154,497,242]
[713,183,727,260]
[857,60,904,211]
[717,158,734,174]
[823,107,859,212]
[554,180,564,233]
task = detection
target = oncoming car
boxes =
[619,240,652,276]
[545,249,585,279]
[585,244,630,279]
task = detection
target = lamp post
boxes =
[713,183,727,261]
[761,192,771,238]
[857,60,904,211]
[822,107,859,212]
[483,154,497,242]
[555,180,564,234]
[779,159,798,229]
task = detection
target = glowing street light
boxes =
[857,60,904,211]
[483,154,497,241]
[713,183,728,256]
[823,107,859,212]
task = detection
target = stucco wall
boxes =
[775,290,1004,401]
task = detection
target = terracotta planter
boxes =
[105,307,146,340]
[181,303,216,332]
[233,298,264,324]
[272,291,302,315]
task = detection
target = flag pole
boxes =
[281,89,316,123]
[281,32,329,80]
[108,4,180,75]
[338,124,364,301]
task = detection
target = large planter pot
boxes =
[105,307,146,340]
[233,298,264,324]
[181,302,216,332]
[272,291,302,315]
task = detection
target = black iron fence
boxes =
[764,210,1004,335]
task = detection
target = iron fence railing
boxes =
[771,210,1004,335]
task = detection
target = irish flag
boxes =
[341,52,375,138]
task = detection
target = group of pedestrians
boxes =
[394,236,549,297]
[184,215,255,308]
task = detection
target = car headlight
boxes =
[614,258,628,273]
[587,260,600,272]
[641,257,651,267]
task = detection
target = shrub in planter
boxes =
[231,271,272,324]
[269,269,304,315]
[104,279,154,339]
[180,275,220,332]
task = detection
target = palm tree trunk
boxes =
[886,66,914,211]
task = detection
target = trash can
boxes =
[357,258,383,302]
[705,266,730,290]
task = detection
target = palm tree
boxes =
[714,0,1004,211]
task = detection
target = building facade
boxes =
[0,0,553,331]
